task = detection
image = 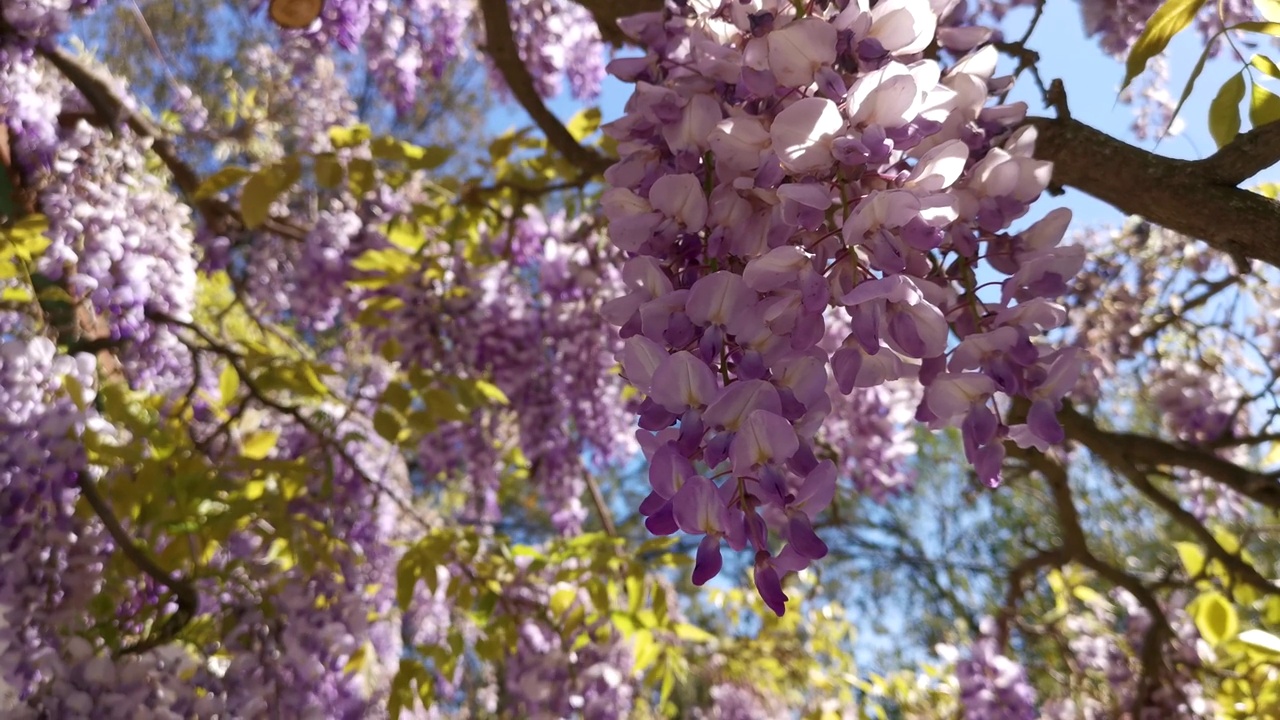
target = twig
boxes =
[1202,119,1280,184]
[1028,116,1280,268]
[37,45,307,242]
[149,310,434,534]
[76,473,199,654]
[1058,402,1280,511]
[1118,462,1278,596]
[478,0,611,177]
[584,473,618,538]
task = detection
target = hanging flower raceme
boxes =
[603,0,1081,614]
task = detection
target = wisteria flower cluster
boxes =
[247,0,605,114]
[602,0,1083,613]
[950,620,1039,720]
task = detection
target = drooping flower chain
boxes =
[602,0,1083,614]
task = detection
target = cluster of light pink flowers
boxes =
[602,0,1083,613]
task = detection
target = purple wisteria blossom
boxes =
[603,0,1082,612]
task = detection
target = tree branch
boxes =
[1201,120,1280,185]
[1110,455,1278,597]
[1028,116,1280,268]
[574,0,661,46]
[1014,445,1176,713]
[38,45,307,242]
[1058,402,1280,511]
[76,473,198,654]
[479,0,611,177]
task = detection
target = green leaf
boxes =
[567,107,603,141]
[313,153,344,189]
[632,629,660,674]
[549,587,578,617]
[1194,590,1239,645]
[373,408,404,443]
[352,248,414,274]
[1123,0,1210,91]
[37,284,74,305]
[395,556,419,612]
[473,379,509,405]
[219,365,239,406]
[0,286,32,303]
[385,221,425,252]
[1166,43,1215,136]
[659,662,676,706]
[1239,628,1280,655]
[672,623,716,643]
[1251,81,1280,127]
[240,157,302,229]
[1232,21,1280,34]
[193,167,253,201]
[347,158,376,197]
[1252,54,1280,80]
[370,136,452,171]
[387,659,426,720]
[1213,526,1241,554]
[329,124,372,149]
[1209,73,1247,148]
[240,430,279,460]
[1174,542,1207,578]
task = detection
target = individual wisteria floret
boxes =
[602,0,1083,614]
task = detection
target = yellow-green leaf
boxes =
[1123,0,1210,91]
[219,365,239,405]
[1239,628,1280,655]
[673,623,716,643]
[240,157,301,229]
[1251,81,1280,127]
[1209,73,1247,148]
[568,107,603,141]
[343,644,368,675]
[1233,21,1280,34]
[347,157,376,197]
[5,214,50,248]
[550,587,577,617]
[314,153,344,189]
[329,124,372,149]
[240,429,280,460]
[1174,542,1207,578]
[373,408,403,443]
[385,221,425,252]
[1253,54,1280,80]
[473,379,509,405]
[352,248,414,274]
[0,286,32,303]
[632,629,660,674]
[1194,590,1239,645]
[1167,43,1215,136]
[37,284,74,305]
[243,479,268,501]
[194,166,253,201]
